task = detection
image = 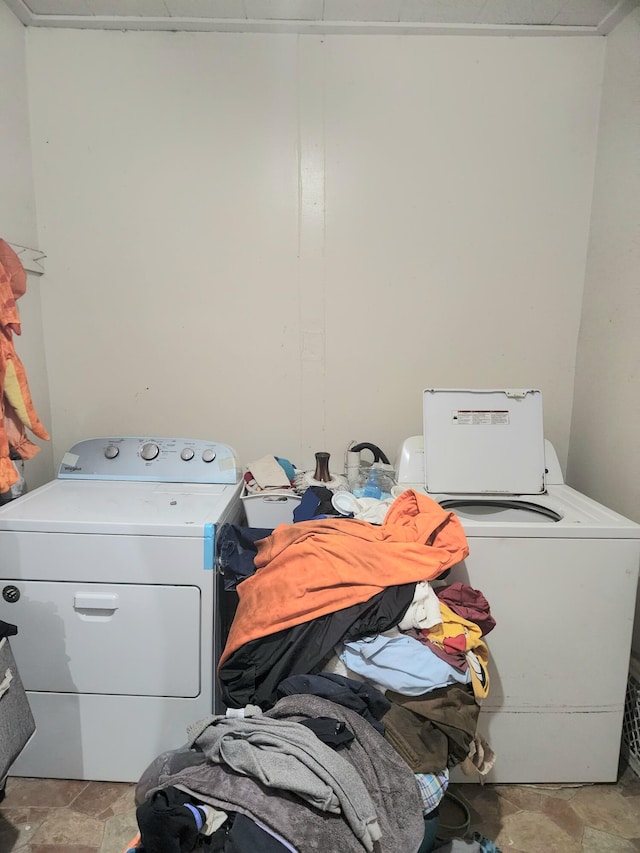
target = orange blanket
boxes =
[219,489,469,667]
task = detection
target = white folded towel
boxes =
[247,455,291,489]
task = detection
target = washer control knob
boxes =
[3,585,20,603]
[180,448,195,462]
[104,445,119,459]
[202,448,216,463]
[140,442,160,461]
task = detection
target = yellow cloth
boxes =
[422,602,490,700]
[425,602,484,651]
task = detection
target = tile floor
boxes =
[1,762,639,853]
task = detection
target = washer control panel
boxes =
[58,437,240,484]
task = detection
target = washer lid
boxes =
[423,388,545,495]
[0,479,242,535]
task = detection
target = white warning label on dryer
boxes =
[453,410,510,426]
[61,452,80,466]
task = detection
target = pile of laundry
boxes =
[125,689,426,852]
[127,489,499,853]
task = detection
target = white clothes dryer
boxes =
[0,437,243,782]
[396,389,640,784]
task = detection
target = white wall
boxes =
[25,28,604,477]
[568,8,640,653]
[0,2,53,490]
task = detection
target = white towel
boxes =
[398,581,442,630]
[247,455,291,489]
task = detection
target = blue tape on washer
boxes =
[204,523,214,570]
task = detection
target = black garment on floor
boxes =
[226,813,291,852]
[207,825,228,853]
[136,786,207,853]
[299,716,355,749]
[218,583,416,709]
[216,524,273,590]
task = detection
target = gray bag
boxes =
[0,637,36,781]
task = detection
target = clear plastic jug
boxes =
[351,463,396,500]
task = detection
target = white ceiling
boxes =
[4,0,639,35]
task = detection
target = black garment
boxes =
[207,823,229,853]
[140,809,289,853]
[276,673,390,735]
[216,524,273,590]
[136,786,207,853]
[0,621,17,640]
[292,486,336,522]
[226,813,294,852]
[299,716,355,749]
[218,583,416,709]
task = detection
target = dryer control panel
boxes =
[58,437,240,484]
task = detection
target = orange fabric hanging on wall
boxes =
[0,240,50,492]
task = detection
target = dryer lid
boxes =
[423,388,545,495]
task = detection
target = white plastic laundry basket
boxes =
[240,485,301,528]
[622,653,640,779]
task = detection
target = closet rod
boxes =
[6,242,46,276]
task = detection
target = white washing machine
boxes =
[396,389,640,784]
[0,436,243,782]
